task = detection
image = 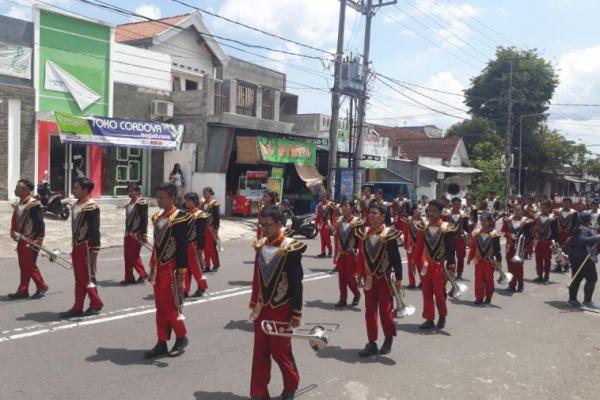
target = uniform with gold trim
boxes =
[468,227,502,303]
[315,198,336,257]
[249,234,306,400]
[523,199,539,258]
[401,211,423,288]
[502,214,533,291]
[184,208,208,297]
[392,195,411,232]
[333,214,362,307]
[534,205,558,281]
[442,205,469,280]
[122,196,148,284]
[556,202,578,272]
[355,225,403,354]
[9,195,48,299]
[201,197,221,271]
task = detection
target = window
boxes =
[214,80,229,114]
[236,81,256,116]
[262,88,274,120]
[185,79,198,91]
[172,76,181,92]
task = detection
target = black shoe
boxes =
[317,253,326,258]
[506,287,516,292]
[250,397,271,400]
[183,292,189,299]
[203,266,211,273]
[474,299,484,305]
[379,337,393,355]
[120,279,136,285]
[517,284,524,292]
[358,341,378,357]
[437,316,446,330]
[31,287,49,299]
[484,298,492,304]
[552,266,562,273]
[136,276,147,284]
[59,309,84,319]
[406,284,416,289]
[281,391,295,400]
[191,288,205,298]
[334,300,347,308]
[329,268,337,273]
[533,276,544,283]
[7,292,28,299]
[84,306,102,316]
[562,266,570,273]
[567,299,582,308]
[169,336,189,357]
[351,295,361,306]
[582,301,600,309]
[419,320,435,330]
[144,341,168,358]
[543,275,549,283]
[327,253,333,258]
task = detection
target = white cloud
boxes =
[2,0,72,21]
[264,43,302,73]
[5,6,30,20]
[132,4,162,21]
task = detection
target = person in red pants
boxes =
[9,179,49,299]
[443,197,470,280]
[183,192,208,298]
[502,205,533,292]
[355,203,403,357]
[315,192,336,258]
[412,200,456,330]
[523,195,539,259]
[201,186,221,272]
[401,205,423,289]
[468,213,502,304]
[555,197,578,272]
[333,198,362,308]
[60,177,103,318]
[534,201,559,282]
[392,189,411,233]
[144,182,190,358]
[249,206,305,400]
[121,183,148,285]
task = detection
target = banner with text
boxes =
[55,112,184,150]
[338,129,388,169]
[257,136,316,164]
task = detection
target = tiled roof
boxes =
[395,137,461,162]
[370,123,428,142]
[115,14,190,42]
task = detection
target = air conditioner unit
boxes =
[151,100,174,120]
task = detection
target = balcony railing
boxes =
[214,80,229,114]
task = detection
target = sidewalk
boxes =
[0,201,257,260]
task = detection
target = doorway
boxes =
[49,135,88,195]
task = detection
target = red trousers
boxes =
[154,263,187,341]
[336,254,359,302]
[535,241,552,278]
[474,260,495,301]
[558,231,571,247]
[251,303,299,398]
[420,263,447,321]
[506,247,523,289]
[184,243,208,293]
[406,250,418,287]
[123,235,147,281]
[71,243,103,312]
[364,275,396,342]
[454,237,466,277]
[203,230,220,269]
[319,225,332,255]
[16,239,47,293]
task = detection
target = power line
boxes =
[553,103,600,107]
[444,0,513,46]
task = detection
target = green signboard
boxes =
[37,9,111,116]
[257,136,316,164]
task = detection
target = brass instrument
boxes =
[86,249,96,289]
[443,264,468,298]
[261,320,340,352]
[551,240,569,268]
[14,232,72,270]
[127,232,153,251]
[510,234,526,263]
[171,269,186,321]
[389,273,416,318]
[494,261,513,285]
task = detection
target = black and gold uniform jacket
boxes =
[468,229,502,263]
[125,197,148,239]
[249,235,306,321]
[201,198,220,231]
[186,209,208,250]
[151,208,189,269]
[355,226,403,280]
[556,208,578,234]
[413,221,457,266]
[72,199,100,253]
[392,197,411,220]
[534,214,558,241]
[501,216,533,249]
[443,209,469,236]
[11,197,45,240]
[335,216,363,256]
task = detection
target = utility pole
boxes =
[351,0,396,198]
[504,59,514,201]
[326,0,347,200]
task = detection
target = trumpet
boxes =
[510,234,526,263]
[551,240,569,267]
[443,264,468,298]
[14,232,72,270]
[494,261,513,285]
[390,273,416,318]
[261,320,340,352]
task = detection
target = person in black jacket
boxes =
[122,183,148,285]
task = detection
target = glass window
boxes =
[236,81,256,116]
[185,79,198,91]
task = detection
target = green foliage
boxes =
[470,140,506,203]
[446,117,502,154]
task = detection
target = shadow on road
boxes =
[545,300,584,313]
[524,279,557,286]
[396,323,452,336]
[86,347,169,367]
[308,267,334,273]
[450,298,503,309]
[495,289,516,297]
[193,391,247,400]
[96,279,129,288]
[242,261,254,265]
[143,294,155,301]
[228,280,252,287]
[223,319,254,333]
[316,345,396,365]
[16,311,60,322]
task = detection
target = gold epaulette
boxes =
[81,201,98,212]
[328,202,338,210]
[192,210,209,219]
[352,217,364,228]
[380,227,402,242]
[208,199,221,207]
[490,229,503,238]
[440,221,457,233]
[136,197,148,206]
[10,200,17,210]
[282,227,294,237]
[253,237,268,251]
[151,210,162,224]
[354,225,367,240]
[170,210,191,226]
[416,220,427,230]
[281,237,307,254]
[25,199,42,209]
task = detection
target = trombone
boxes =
[443,263,468,298]
[389,273,416,318]
[261,320,340,352]
[494,261,514,285]
[14,232,72,270]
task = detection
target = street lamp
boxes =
[519,112,550,195]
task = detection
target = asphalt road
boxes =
[1,237,599,400]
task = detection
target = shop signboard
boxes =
[271,167,284,179]
[337,129,388,169]
[257,136,316,164]
[55,112,184,150]
[340,169,354,200]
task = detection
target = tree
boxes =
[446,117,502,154]
[470,141,506,203]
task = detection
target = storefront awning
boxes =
[418,163,481,174]
[563,175,587,183]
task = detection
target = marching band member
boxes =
[502,205,532,292]
[444,197,470,280]
[534,201,559,283]
[8,179,49,299]
[468,213,502,304]
[590,200,600,233]
[360,185,374,203]
[416,195,429,215]
[523,195,539,259]
[249,206,305,400]
[60,177,103,318]
[183,192,208,298]
[371,188,392,226]
[201,187,221,272]
[355,203,402,356]
[145,183,190,358]
[333,198,362,308]
[413,200,456,330]
[401,205,423,289]
[392,189,411,232]
[121,183,148,285]
[555,198,579,273]
[315,192,336,258]
[486,191,501,219]
[359,199,370,227]
[257,190,278,239]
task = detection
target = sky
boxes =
[2,0,600,150]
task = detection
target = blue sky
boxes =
[3,0,600,149]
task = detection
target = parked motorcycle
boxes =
[290,212,318,239]
[36,171,70,220]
